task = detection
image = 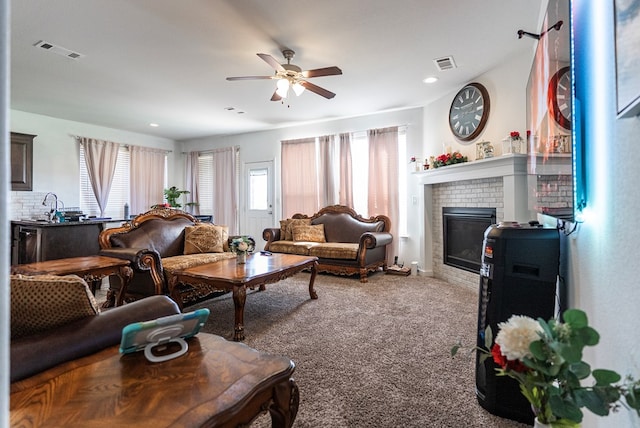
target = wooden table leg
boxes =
[308,260,318,299]
[232,284,247,341]
[269,378,300,428]
[115,265,133,307]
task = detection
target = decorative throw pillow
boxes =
[184,224,225,254]
[11,274,100,340]
[280,219,290,241]
[285,218,312,240]
[292,224,326,243]
[219,225,230,252]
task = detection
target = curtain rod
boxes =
[181,145,239,155]
[71,134,172,153]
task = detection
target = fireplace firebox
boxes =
[443,207,497,273]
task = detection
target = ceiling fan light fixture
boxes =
[276,78,290,98]
[292,82,305,96]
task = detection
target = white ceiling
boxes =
[10,0,543,141]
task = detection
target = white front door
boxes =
[245,161,274,250]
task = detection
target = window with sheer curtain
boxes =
[280,127,407,236]
[80,145,167,219]
[195,147,239,233]
[79,145,130,218]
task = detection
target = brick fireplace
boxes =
[419,154,530,290]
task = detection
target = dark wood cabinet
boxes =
[11,221,107,265]
[11,132,35,191]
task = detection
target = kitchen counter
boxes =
[11,218,127,227]
[10,220,125,265]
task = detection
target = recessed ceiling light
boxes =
[149,123,159,127]
[423,76,438,84]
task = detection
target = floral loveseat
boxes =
[263,205,392,282]
[99,208,252,308]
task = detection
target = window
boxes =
[248,168,269,210]
[80,145,130,218]
[197,153,214,214]
[326,128,407,236]
[281,127,407,235]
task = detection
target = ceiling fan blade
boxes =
[300,80,336,99]
[270,91,282,102]
[302,66,343,78]
[257,53,285,72]
[226,76,274,81]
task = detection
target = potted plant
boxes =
[452,309,640,427]
[152,186,199,210]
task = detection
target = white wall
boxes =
[421,48,533,162]
[570,1,640,426]
[10,110,179,213]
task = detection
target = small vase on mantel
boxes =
[236,252,247,264]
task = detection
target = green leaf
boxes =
[563,309,588,328]
[577,326,600,346]
[451,343,460,357]
[556,342,582,363]
[484,325,493,349]
[569,361,591,380]
[530,340,546,360]
[592,369,621,385]
[574,388,611,416]
[550,394,584,422]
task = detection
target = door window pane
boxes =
[249,168,268,210]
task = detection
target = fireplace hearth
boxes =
[443,207,497,273]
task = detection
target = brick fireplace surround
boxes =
[419,154,529,290]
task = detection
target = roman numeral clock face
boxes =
[448,82,490,142]
[547,66,572,131]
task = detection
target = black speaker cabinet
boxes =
[475,224,560,424]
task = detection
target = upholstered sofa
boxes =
[99,208,252,308]
[10,274,180,383]
[263,205,392,282]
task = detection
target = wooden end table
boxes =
[10,333,299,427]
[11,255,133,307]
[170,253,318,341]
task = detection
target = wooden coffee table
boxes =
[170,253,318,341]
[10,333,299,427]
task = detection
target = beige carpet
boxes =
[179,272,531,428]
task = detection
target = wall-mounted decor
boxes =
[615,0,640,118]
[448,82,490,143]
[11,132,35,191]
[526,0,579,221]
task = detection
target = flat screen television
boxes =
[526,0,584,223]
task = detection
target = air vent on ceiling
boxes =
[33,40,85,60]
[433,56,457,71]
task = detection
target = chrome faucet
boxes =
[42,192,58,222]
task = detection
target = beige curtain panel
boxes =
[78,137,120,218]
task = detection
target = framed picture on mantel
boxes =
[615,0,640,118]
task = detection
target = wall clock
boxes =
[547,66,572,130]
[448,82,490,142]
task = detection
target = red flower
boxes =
[510,131,520,138]
[491,344,528,373]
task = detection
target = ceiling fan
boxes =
[226,49,342,101]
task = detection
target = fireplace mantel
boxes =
[417,153,528,185]
[419,154,531,284]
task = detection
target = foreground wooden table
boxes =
[10,333,299,428]
[10,255,133,306]
[170,253,318,341]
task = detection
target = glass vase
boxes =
[236,252,247,264]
